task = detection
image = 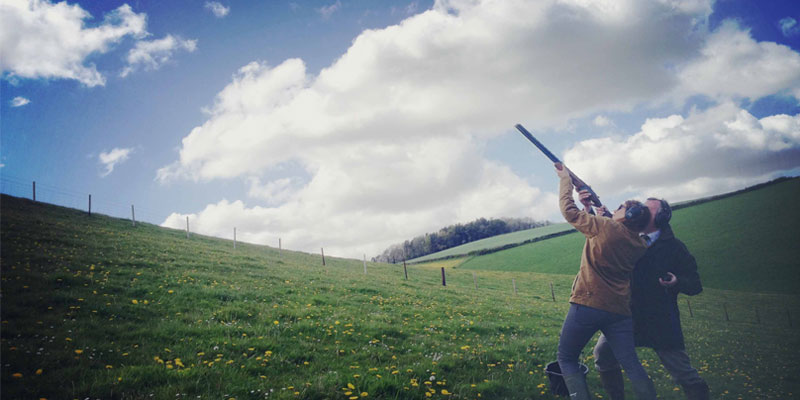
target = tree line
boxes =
[373,217,550,263]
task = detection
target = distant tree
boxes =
[373,217,550,262]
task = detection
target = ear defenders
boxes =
[625,204,646,221]
[653,199,672,228]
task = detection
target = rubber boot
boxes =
[563,372,591,400]
[629,378,657,400]
[598,369,625,400]
[681,381,709,400]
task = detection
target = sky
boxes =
[2,0,799,259]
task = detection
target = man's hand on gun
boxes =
[578,189,609,217]
[554,162,570,178]
[578,189,594,212]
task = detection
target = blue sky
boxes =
[2,0,799,258]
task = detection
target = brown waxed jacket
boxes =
[559,175,648,316]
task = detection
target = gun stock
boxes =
[514,124,610,215]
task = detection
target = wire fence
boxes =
[0,175,169,225]
[3,174,799,331]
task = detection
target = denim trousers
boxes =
[594,334,705,385]
[557,303,650,383]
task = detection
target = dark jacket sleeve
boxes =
[672,240,703,296]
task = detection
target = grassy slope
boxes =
[2,194,800,399]
[408,224,573,264]
[456,178,800,294]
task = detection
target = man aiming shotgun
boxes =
[515,124,611,217]
[515,124,657,399]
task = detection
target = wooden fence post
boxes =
[723,303,730,321]
[233,227,237,249]
[441,267,446,286]
[512,278,517,295]
[363,255,367,275]
[321,248,326,266]
[403,259,408,280]
[473,272,477,290]
[131,205,136,227]
[279,238,282,250]
[687,299,693,317]
[32,181,36,201]
[550,282,556,302]
[88,194,92,215]
[186,216,190,239]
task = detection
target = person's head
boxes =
[612,200,650,232]
[644,197,672,233]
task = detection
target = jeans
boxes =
[557,303,650,383]
[594,334,705,385]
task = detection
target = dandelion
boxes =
[74,350,83,355]
[12,373,22,378]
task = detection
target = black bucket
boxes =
[544,361,589,397]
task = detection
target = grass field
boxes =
[454,178,800,294]
[408,224,573,264]
[2,190,800,399]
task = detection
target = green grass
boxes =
[2,193,800,399]
[408,223,573,264]
[455,178,800,294]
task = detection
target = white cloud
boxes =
[204,1,230,18]
[780,17,799,37]
[10,96,30,107]
[563,102,800,201]
[317,1,341,19]
[0,0,147,86]
[676,21,800,100]
[158,0,800,257]
[99,147,133,177]
[246,177,302,204]
[593,115,613,127]
[120,35,197,77]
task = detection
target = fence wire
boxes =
[0,175,168,225]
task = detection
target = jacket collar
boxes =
[654,224,675,243]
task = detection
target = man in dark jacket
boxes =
[582,195,710,400]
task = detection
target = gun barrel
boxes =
[515,123,609,213]
[515,124,562,164]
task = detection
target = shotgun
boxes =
[515,123,611,216]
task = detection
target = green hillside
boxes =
[408,223,573,263]
[456,178,800,294]
[2,193,800,399]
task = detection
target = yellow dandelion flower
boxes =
[36,369,43,375]
[361,392,368,397]
[131,299,138,304]
[347,383,355,390]
[12,373,22,378]
[74,349,83,355]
